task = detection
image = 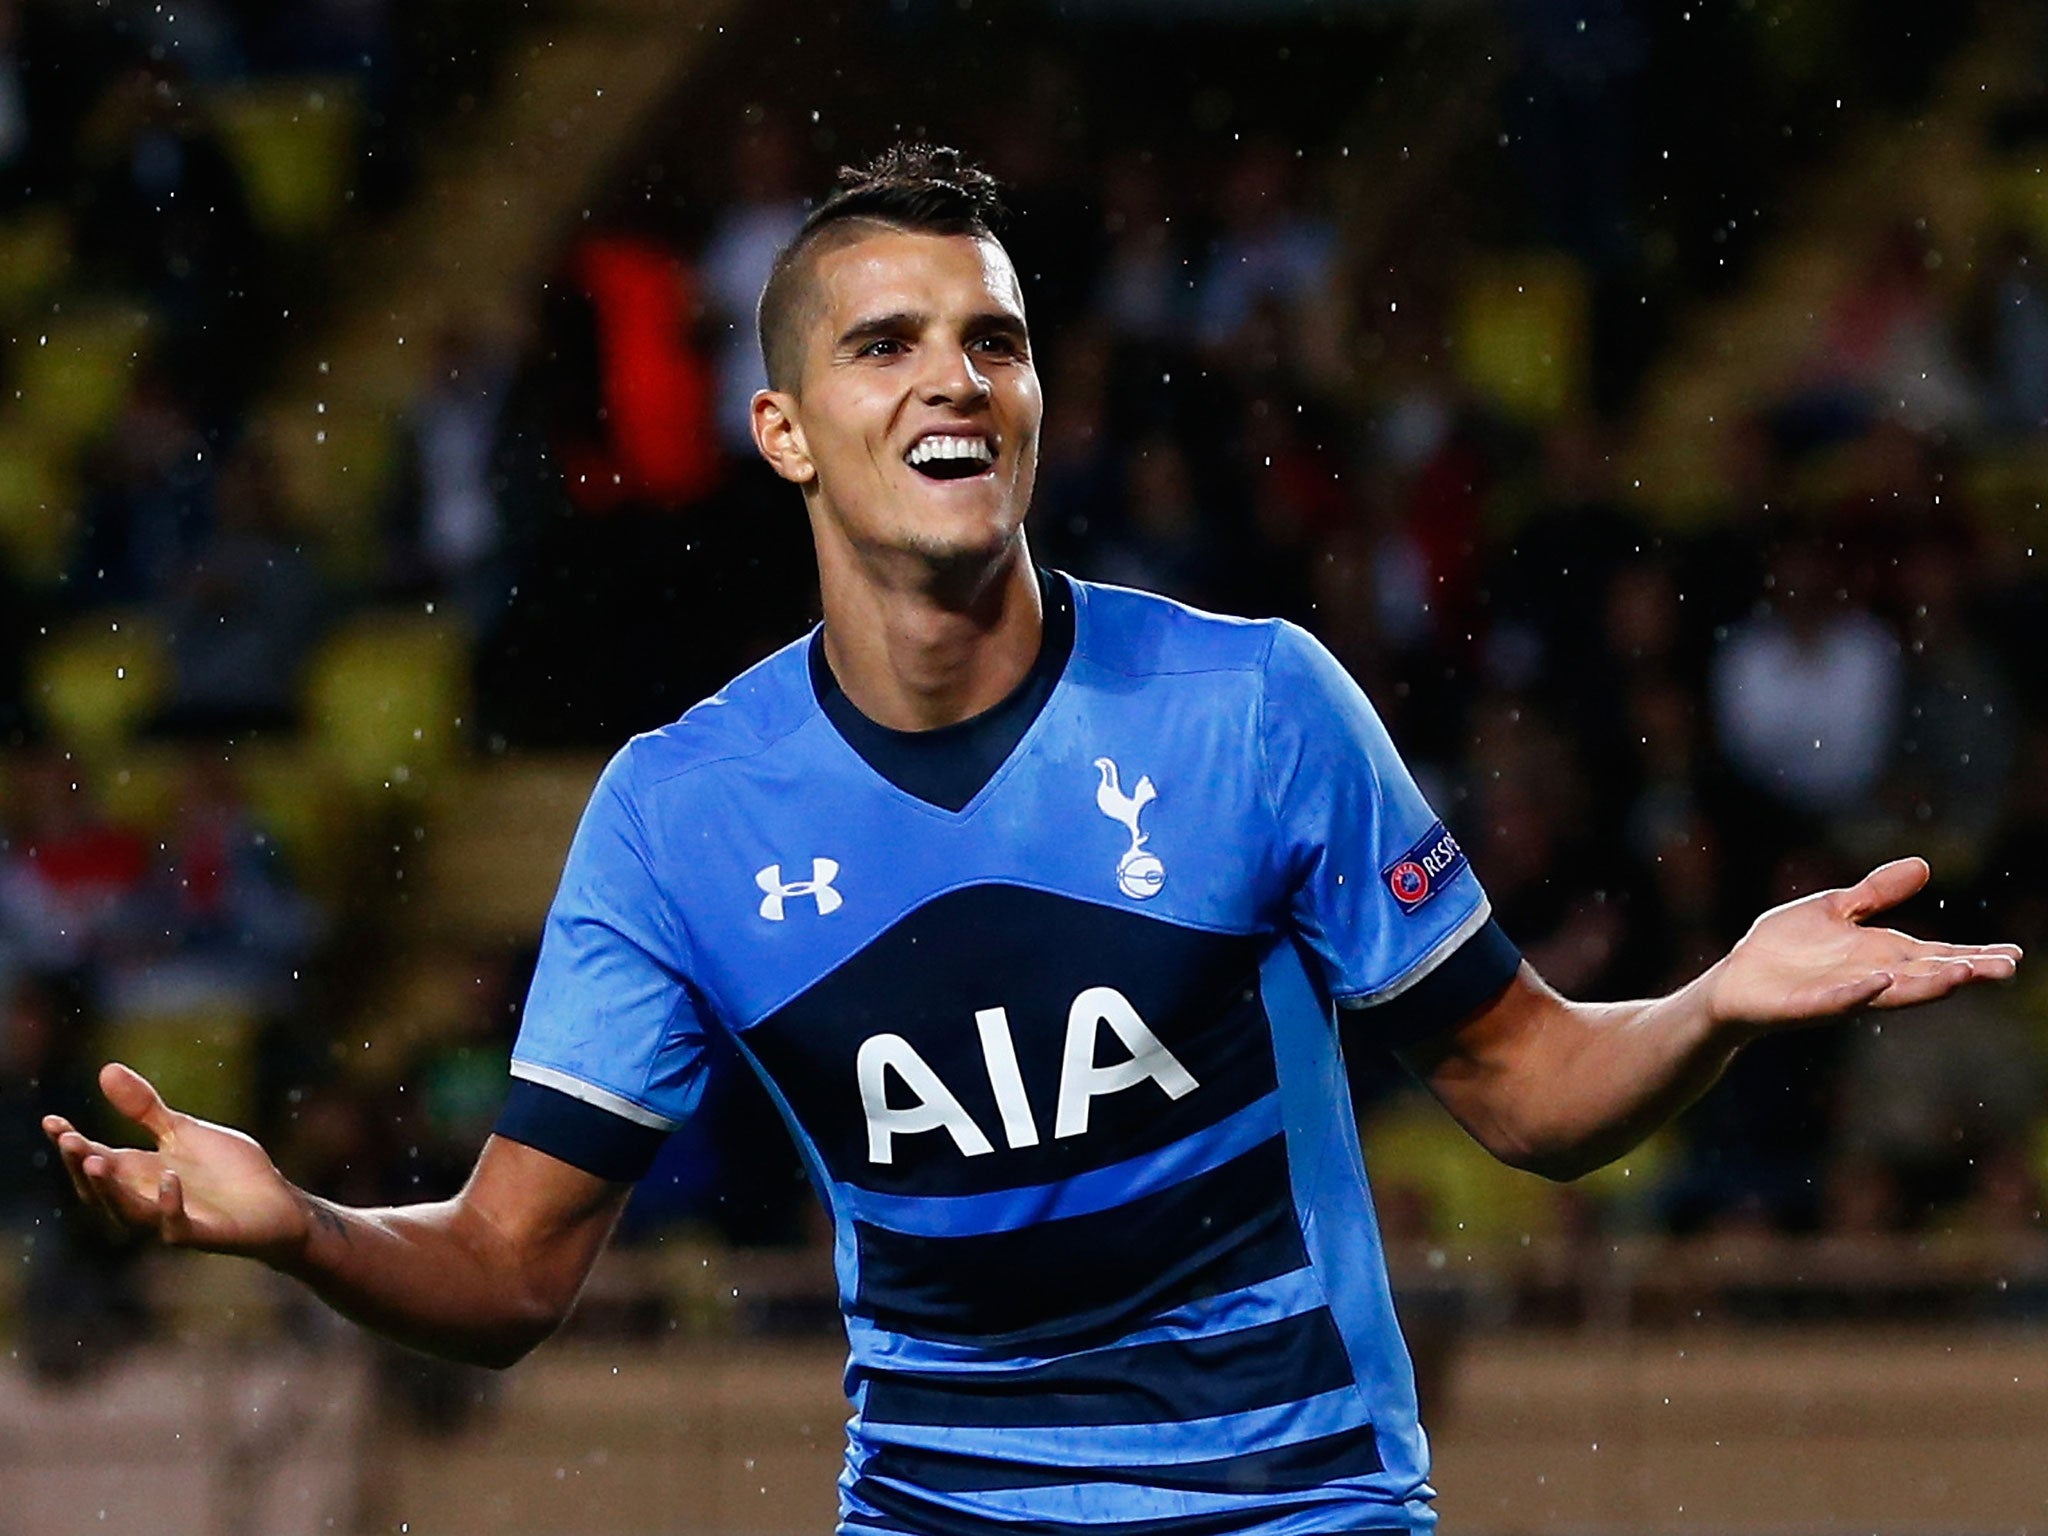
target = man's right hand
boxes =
[42,1062,310,1263]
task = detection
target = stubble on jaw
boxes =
[810,487,1032,610]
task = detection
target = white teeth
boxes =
[906,435,994,467]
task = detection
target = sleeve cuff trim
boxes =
[508,1061,679,1131]
[1334,897,1494,1009]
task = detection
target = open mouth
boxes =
[905,433,996,482]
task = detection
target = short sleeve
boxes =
[1261,623,1506,1017]
[508,748,713,1135]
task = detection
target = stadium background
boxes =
[3,0,2048,1530]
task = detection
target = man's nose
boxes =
[918,343,990,406]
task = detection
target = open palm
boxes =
[41,1063,308,1259]
[1706,857,2022,1032]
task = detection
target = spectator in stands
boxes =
[1089,434,1223,608]
[1028,324,1122,574]
[700,121,809,459]
[1974,224,2048,437]
[1488,416,1642,703]
[1462,695,1635,999]
[105,757,318,1017]
[1710,533,1903,820]
[1498,0,1648,272]
[0,0,27,192]
[68,59,263,423]
[0,750,149,976]
[1792,219,1977,441]
[1091,149,1187,345]
[1661,844,1860,1234]
[0,551,31,745]
[1880,529,2017,857]
[3,967,151,1381]
[156,435,328,737]
[1236,391,1353,623]
[1832,980,2045,1229]
[66,367,215,610]
[1193,139,1337,356]
[974,53,1098,341]
[127,0,246,84]
[382,328,515,635]
[246,0,392,76]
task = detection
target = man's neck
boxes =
[815,539,1044,732]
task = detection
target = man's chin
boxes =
[899,519,1026,571]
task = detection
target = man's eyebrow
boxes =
[836,311,924,348]
[833,309,1029,349]
[964,310,1030,340]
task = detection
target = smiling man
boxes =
[44,146,2022,1536]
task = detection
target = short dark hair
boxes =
[757,143,1009,394]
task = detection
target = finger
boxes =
[1864,940,2025,979]
[1869,934,2025,965]
[57,1127,122,1190]
[1831,857,1931,923]
[100,1062,178,1142]
[158,1169,193,1246]
[80,1149,166,1227]
[1870,956,1980,1009]
[53,1130,109,1212]
[1807,970,1894,1016]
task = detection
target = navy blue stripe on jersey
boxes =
[812,568,1076,814]
[842,1092,1281,1236]
[859,1384,1366,1466]
[847,1526,1406,1536]
[846,1524,1407,1536]
[1342,917,1521,1052]
[742,884,1274,1200]
[493,1078,667,1182]
[847,1472,1407,1536]
[850,1136,1307,1346]
[864,1420,1380,1495]
[841,1263,1331,1375]
[864,1307,1355,1428]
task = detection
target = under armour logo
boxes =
[1093,757,1164,900]
[756,859,843,921]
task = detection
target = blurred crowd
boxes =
[0,0,524,1380]
[3,0,2048,1380]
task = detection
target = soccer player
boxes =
[43,146,2021,1535]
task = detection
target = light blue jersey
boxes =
[507,577,1515,1536]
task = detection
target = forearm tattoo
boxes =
[303,1193,352,1245]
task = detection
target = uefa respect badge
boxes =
[1382,820,1467,915]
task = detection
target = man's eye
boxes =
[972,335,1022,357]
[857,339,905,358]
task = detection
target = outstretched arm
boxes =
[42,1064,627,1368]
[1400,858,2024,1182]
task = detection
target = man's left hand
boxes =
[1703,856,2022,1035]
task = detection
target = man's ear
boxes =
[752,389,816,485]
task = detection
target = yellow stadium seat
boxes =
[101,1002,257,1129]
[1572,1128,1679,1205]
[1452,251,1590,425]
[1362,1097,1559,1246]
[0,208,74,313]
[234,740,357,901]
[28,612,171,755]
[92,743,188,832]
[8,305,152,453]
[0,420,77,581]
[306,611,470,797]
[1991,158,2048,253]
[210,78,360,242]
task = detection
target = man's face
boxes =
[767,229,1041,568]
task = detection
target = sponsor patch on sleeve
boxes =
[1382,820,1468,915]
